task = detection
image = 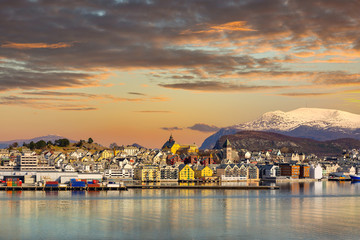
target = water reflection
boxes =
[0,181,359,239]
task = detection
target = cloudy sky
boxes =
[1,0,360,147]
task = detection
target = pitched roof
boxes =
[178,164,187,171]
[192,165,205,171]
[162,135,177,149]
[222,139,232,148]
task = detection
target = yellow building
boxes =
[80,156,90,162]
[178,164,195,181]
[97,150,114,161]
[193,166,213,179]
[134,165,160,182]
[162,135,198,154]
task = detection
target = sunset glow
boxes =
[1,0,360,148]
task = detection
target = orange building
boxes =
[300,165,310,178]
[280,164,300,178]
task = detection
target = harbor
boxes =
[126,185,279,190]
[0,183,279,191]
[0,185,127,191]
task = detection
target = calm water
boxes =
[0,181,360,240]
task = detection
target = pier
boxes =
[0,185,279,191]
[0,186,128,191]
[126,185,279,190]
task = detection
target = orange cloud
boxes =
[1,42,73,49]
[182,21,256,34]
[210,21,257,32]
[307,58,356,63]
[148,96,171,102]
[292,51,315,58]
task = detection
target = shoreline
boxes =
[0,184,279,191]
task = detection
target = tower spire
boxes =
[169,134,174,143]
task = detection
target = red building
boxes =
[166,155,182,165]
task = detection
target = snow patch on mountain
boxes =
[232,108,360,131]
[200,108,360,149]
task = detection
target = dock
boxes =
[126,185,279,190]
[0,186,128,191]
[0,185,279,191]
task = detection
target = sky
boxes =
[1,0,360,148]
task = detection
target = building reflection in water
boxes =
[0,182,359,239]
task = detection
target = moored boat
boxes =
[349,175,360,181]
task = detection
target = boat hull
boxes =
[349,175,360,181]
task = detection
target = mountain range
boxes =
[200,108,360,150]
[0,135,76,149]
[214,131,360,156]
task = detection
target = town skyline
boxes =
[1,0,360,148]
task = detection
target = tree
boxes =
[35,140,47,149]
[88,138,94,144]
[76,140,85,147]
[11,142,18,148]
[55,138,70,147]
[47,141,53,146]
[29,141,35,150]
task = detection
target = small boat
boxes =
[349,175,360,181]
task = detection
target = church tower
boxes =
[222,139,233,161]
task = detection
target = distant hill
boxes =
[131,143,146,149]
[214,131,360,156]
[201,108,360,149]
[0,135,76,149]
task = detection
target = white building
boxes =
[310,164,323,179]
[17,152,37,171]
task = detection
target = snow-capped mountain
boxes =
[200,108,360,149]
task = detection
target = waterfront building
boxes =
[17,153,37,171]
[178,164,195,180]
[246,164,259,180]
[216,164,230,178]
[120,163,134,178]
[259,165,280,178]
[160,165,179,180]
[310,164,323,179]
[192,165,213,179]
[280,164,300,178]
[216,164,248,181]
[104,163,121,178]
[134,165,160,181]
[300,165,310,178]
[104,162,134,178]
